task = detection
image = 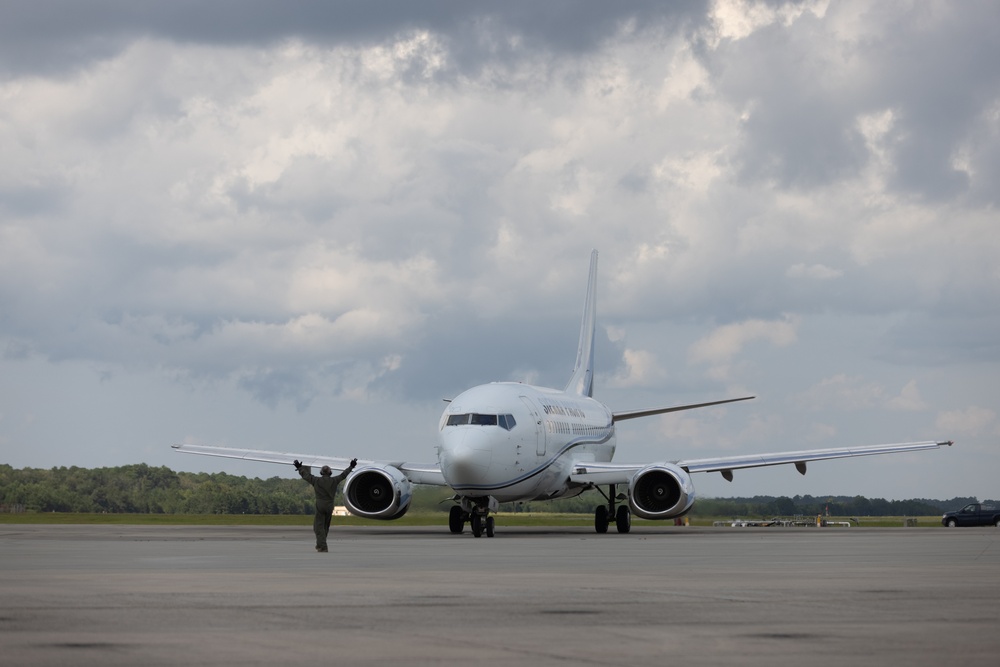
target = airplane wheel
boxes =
[616,506,631,534]
[486,516,495,538]
[471,513,483,538]
[595,505,609,534]
[449,505,465,534]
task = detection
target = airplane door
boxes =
[520,396,545,456]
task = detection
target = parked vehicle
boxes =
[941,503,1000,527]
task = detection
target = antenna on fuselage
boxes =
[565,249,598,398]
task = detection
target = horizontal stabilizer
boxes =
[613,396,755,422]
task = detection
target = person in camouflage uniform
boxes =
[294,458,357,552]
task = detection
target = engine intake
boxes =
[342,465,413,520]
[628,463,696,520]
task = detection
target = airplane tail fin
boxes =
[565,250,598,397]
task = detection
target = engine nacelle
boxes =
[342,465,413,520]
[628,462,696,520]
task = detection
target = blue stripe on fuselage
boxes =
[447,430,615,493]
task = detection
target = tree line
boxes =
[0,464,988,516]
[500,492,985,517]
[0,464,316,515]
[687,495,985,518]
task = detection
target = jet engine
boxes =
[342,464,413,520]
[628,462,696,520]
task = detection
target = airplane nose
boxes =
[439,429,493,485]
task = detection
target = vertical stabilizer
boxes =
[565,250,598,397]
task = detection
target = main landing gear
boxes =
[449,497,498,538]
[594,484,631,534]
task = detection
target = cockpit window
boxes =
[446,413,516,431]
[471,413,497,426]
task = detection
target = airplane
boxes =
[173,250,953,537]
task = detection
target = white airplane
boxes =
[173,250,952,537]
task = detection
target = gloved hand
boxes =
[293,460,302,470]
[349,458,358,468]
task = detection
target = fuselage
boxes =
[437,382,617,502]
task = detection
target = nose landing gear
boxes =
[470,513,495,538]
[449,497,499,537]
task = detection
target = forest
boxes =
[0,464,988,517]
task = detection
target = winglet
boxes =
[565,250,599,397]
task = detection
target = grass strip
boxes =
[0,513,943,527]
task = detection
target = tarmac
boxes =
[2,523,999,666]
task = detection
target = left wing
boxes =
[679,440,953,480]
[171,444,447,486]
[569,440,953,485]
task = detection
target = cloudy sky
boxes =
[2,0,998,502]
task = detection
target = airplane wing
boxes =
[676,440,953,480]
[171,444,447,486]
[568,461,645,485]
[568,440,953,485]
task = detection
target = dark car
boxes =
[941,503,1000,527]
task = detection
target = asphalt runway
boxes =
[2,523,998,666]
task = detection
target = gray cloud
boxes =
[701,2,1000,200]
[1,1,996,500]
[0,1,701,79]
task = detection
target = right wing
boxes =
[171,444,447,486]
